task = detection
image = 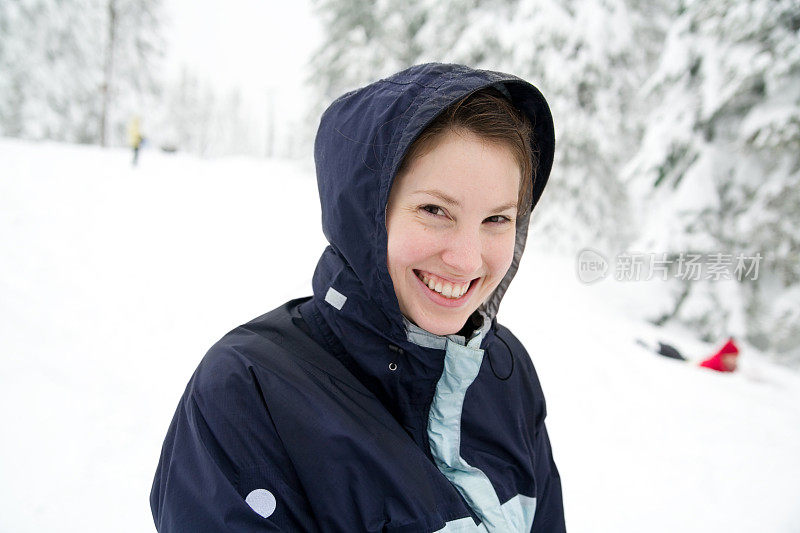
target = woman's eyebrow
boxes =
[491,201,518,213]
[413,189,517,213]
[413,189,461,207]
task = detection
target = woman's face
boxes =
[386,129,521,336]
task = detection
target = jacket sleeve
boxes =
[530,418,566,532]
[524,353,566,533]
[496,326,566,532]
[150,347,318,532]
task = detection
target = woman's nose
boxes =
[440,227,482,274]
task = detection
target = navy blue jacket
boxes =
[151,64,565,532]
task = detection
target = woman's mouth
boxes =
[414,270,473,299]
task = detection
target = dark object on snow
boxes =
[635,338,686,360]
[150,64,564,532]
[657,342,686,360]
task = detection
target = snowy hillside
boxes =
[1,139,799,532]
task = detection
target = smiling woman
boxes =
[387,128,522,336]
[150,64,564,532]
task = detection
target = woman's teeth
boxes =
[417,272,471,299]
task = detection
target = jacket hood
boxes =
[312,63,555,336]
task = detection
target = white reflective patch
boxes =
[245,488,277,518]
[324,287,347,310]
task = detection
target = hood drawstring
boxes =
[489,335,515,381]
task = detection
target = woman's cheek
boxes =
[492,231,517,275]
[403,227,439,261]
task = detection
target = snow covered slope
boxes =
[1,139,798,532]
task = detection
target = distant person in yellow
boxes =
[128,116,143,166]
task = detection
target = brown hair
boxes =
[396,87,536,215]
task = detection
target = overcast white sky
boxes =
[162,0,322,153]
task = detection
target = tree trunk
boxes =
[653,281,692,327]
[100,0,117,147]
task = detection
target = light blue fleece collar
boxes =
[403,317,537,532]
[403,314,490,350]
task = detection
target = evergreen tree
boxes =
[0,0,163,146]
[0,0,104,142]
[311,0,427,101]
[626,0,800,361]
[309,0,653,249]
[100,0,164,146]
[308,0,800,364]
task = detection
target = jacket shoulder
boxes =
[182,301,313,459]
[490,322,547,404]
[492,323,537,372]
[151,300,320,531]
[492,322,526,353]
[192,298,320,394]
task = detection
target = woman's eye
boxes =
[485,215,512,224]
[421,205,446,217]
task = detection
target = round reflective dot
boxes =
[245,488,277,518]
[388,362,398,371]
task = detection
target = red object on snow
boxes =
[699,338,739,372]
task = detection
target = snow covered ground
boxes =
[1,138,799,532]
